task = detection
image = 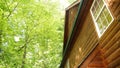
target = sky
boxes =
[60,0,69,9]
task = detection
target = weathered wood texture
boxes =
[80,21,120,68]
[79,0,120,67]
[68,5,79,36]
[80,45,105,68]
[99,1,120,67]
[107,0,120,20]
[63,0,120,68]
[100,21,120,68]
[79,22,120,68]
[63,3,79,53]
[68,12,99,68]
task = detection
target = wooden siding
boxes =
[79,18,120,68]
[107,0,120,20]
[68,5,79,36]
[63,3,79,52]
[62,0,120,68]
[79,0,120,67]
[79,45,106,68]
[61,0,94,67]
[68,12,99,68]
[99,1,120,67]
[100,20,120,68]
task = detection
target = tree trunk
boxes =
[21,44,27,68]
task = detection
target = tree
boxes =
[0,0,63,68]
[68,0,76,4]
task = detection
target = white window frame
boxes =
[90,0,114,37]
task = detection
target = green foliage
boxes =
[0,0,64,68]
[68,0,76,4]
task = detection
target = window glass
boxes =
[99,0,104,8]
[90,0,113,37]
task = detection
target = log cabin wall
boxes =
[68,12,99,68]
[63,3,79,52]
[62,0,120,68]
[80,21,120,68]
[63,2,79,67]
[100,20,120,68]
[106,0,120,20]
[79,0,120,68]
[99,0,120,67]
[68,5,79,36]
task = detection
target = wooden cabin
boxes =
[60,0,120,68]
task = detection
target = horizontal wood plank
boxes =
[102,30,120,51]
[103,39,120,58]
[108,57,120,68]
[106,48,120,63]
[100,22,120,48]
[99,21,118,46]
[116,65,120,68]
[114,4,120,17]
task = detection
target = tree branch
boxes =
[21,43,27,68]
[4,0,11,12]
[6,1,20,19]
[18,45,25,52]
[20,36,35,68]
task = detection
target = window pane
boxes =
[95,8,100,17]
[96,18,103,31]
[90,0,114,36]
[92,6,97,18]
[103,6,109,16]
[99,0,104,8]
[102,19,108,30]
[94,0,100,18]
[100,11,105,22]
[91,6,95,14]
[107,14,112,23]
[97,11,108,33]
[103,20,108,28]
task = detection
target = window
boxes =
[90,0,114,37]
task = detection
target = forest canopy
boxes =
[0,0,75,68]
